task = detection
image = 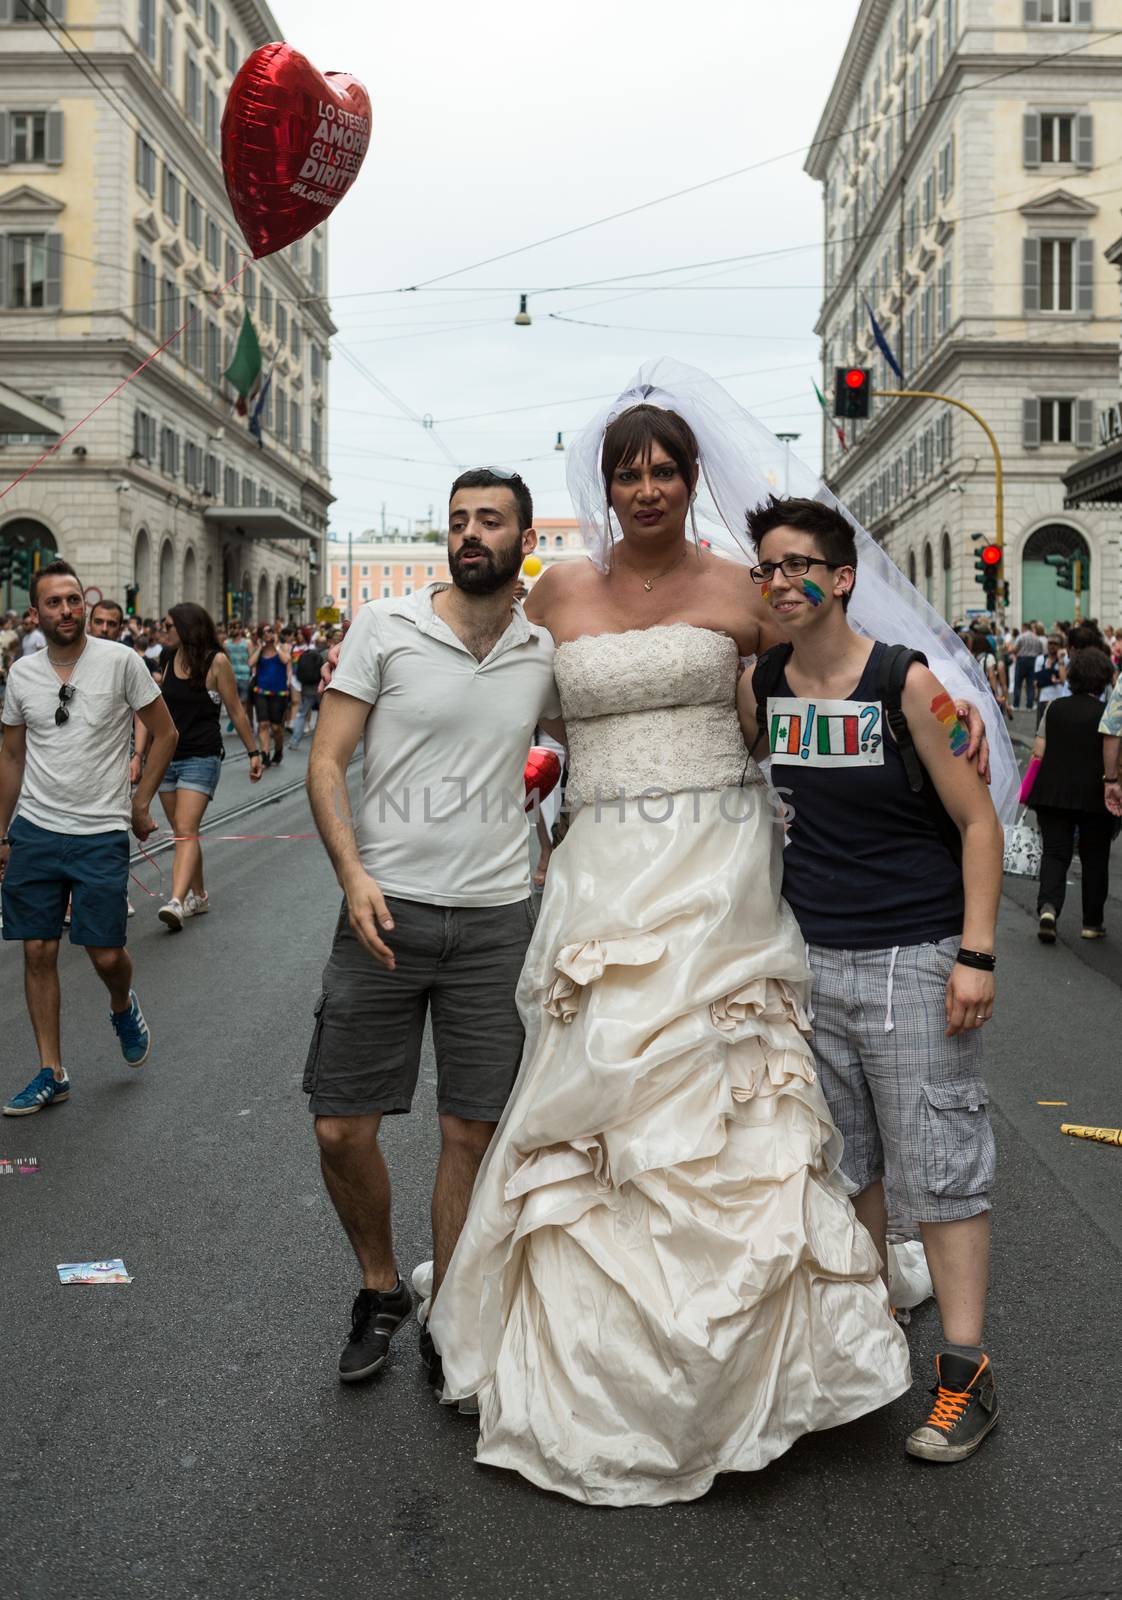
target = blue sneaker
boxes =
[4,1068,71,1116]
[110,991,151,1067]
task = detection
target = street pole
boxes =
[873,389,1005,624]
[347,527,353,621]
[1073,557,1084,622]
[776,432,801,495]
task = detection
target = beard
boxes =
[449,533,524,596]
[40,611,86,648]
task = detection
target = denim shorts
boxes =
[303,895,537,1121]
[1,814,130,947]
[159,754,222,798]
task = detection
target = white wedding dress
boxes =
[429,624,911,1506]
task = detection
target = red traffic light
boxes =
[981,544,1002,567]
[844,368,866,389]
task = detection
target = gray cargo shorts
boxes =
[806,936,995,1225]
[303,894,536,1122]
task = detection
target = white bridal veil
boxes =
[566,357,1018,821]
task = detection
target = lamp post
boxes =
[775,432,801,495]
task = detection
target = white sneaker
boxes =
[158,896,184,931]
[184,890,209,917]
[127,899,136,918]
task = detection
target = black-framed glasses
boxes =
[54,684,75,726]
[749,555,847,585]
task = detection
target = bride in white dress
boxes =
[428,362,1015,1507]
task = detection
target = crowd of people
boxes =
[1,358,1121,1510]
[948,614,1122,727]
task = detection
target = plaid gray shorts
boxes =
[806,936,995,1225]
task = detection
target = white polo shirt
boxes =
[328,585,562,906]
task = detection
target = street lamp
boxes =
[775,432,801,495]
[554,431,564,452]
[514,294,531,327]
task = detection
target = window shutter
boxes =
[1075,113,1093,168]
[1075,399,1094,448]
[0,112,9,166]
[947,132,955,191]
[1024,0,1040,21]
[1023,112,1040,167]
[1076,237,1094,313]
[1023,237,1040,313]
[1023,399,1041,450]
[134,409,143,458]
[1076,0,1092,22]
[0,236,7,310]
[46,110,63,165]
[44,232,62,308]
[44,0,65,17]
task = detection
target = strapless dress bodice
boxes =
[554,624,759,803]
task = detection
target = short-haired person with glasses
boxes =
[0,560,179,1115]
[737,497,1006,1464]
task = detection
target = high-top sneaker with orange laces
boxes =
[906,1351,999,1462]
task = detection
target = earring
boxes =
[689,495,701,555]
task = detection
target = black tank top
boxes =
[161,648,222,759]
[768,641,964,949]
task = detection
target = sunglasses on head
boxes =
[55,683,75,726]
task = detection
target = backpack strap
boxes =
[876,644,928,794]
[750,643,794,752]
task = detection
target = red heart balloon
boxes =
[222,43,372,260]
[524,747,563,813]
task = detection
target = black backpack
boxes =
[751,641,963,866]
[295,647,323,687]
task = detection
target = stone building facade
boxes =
[0,0,332,623]
[807,0,1122,628]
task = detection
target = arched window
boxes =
[183,546,198,604]
[907,549,917,587]
[257,572,270,623]
[1021,524,1091,630]
[923,541,934,606]
[941,532,953,621]
[274,577,285,620]
[241,569,252,621]
[0,517,57,611]
[158,537,175,617]
[134,527,152,614]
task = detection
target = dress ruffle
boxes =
[430,788,910,1507]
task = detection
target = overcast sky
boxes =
[289,0,858,537]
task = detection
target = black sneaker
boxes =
[338,1279,413,1383]
[419,1323,444,1393]
[905,1351,999,1462]
[271,747,283,768]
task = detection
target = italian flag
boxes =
[224,311,263,417]
[813,379,848,454]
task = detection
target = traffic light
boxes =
[125,585,139,616]
[0,546,11,584]
[834,366,872,420]
[10,549,31,588]
[971,535,1002,607]
[1045,552,1074,591]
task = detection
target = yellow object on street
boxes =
[1060,1124,1122,1145]
[522,555,543,577]
[316,606,340,624]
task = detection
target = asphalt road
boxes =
[2,746,1120,1600]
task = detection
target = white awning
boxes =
[202,504,320,541]
[0,382,62,436]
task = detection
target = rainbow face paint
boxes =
[931,691,969,756]
[761,585,772,602]
[801,579,825,607]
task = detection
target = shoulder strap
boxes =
[876,644,928,795]
[751,643,794,750]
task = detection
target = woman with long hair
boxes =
[137,601,262,930]
[428,360,1016,1505]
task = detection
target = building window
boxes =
[205,86,220,152]
[241,476,255,507]
[1036,0,1075,22]
[185,299,202,369]
[205,0,219,46]
[161,163,180,225]
[274,384,287,443]
[224,238,237,283]
[133,408,157,462]
[311,343,323,383]
[159,424,180,476]
[138,0,157,62]
[276,302,287,345]
[205,216,220,270]
[135,250,157,332]
[225,31,238,73]
[8,111,45,163]
[938,134,954,198]
[381,584,391,598]
[136,132,157,197]
[159,10,174,88]
[160,276,180,351]
[290,401,301,450]
[1039,237,1074,311]
[185,193,202,249]
[259,281,272,331]
[289,319,300,360]
[204,452,218,496]
[310,243,323,292]
[426,565,434,577]
[6,233,59,309]
[243,266,255,312]
[338,585,347,600]
[1039,398,1074,443]
[184,55,201,124]
[311,413,322,465]
[224,465,238,502]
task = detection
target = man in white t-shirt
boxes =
[0,561,178,1116]
[305,468,562,1389]
[20,610,45,656]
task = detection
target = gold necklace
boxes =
[632,546,690,592]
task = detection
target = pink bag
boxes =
[1018,756,1041,805]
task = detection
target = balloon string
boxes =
[0,260,250,502]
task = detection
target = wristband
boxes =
[956,948,996,972]
[1105,774,1119,783]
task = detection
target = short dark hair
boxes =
[91,599,124,621]
[30,558,80,606]
[745,495,858,610]
[1066,623,1104,651]
[600,405,700,506]
[1067,646,1114,698]
[449,468,533,533]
